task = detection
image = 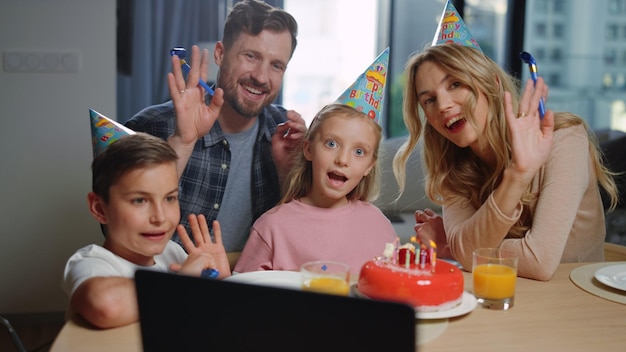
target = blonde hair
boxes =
[280,103,382,204]
[393,45,619,235]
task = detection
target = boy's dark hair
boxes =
[223,0,298,58]
[91,132,178,203]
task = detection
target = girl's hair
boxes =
[280,103,383,205]
[393,44,619,235]
[91,132,178,203]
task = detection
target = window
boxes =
[535,0,549,12]
[525,0,626,131]
[536,23,547,37]
[608,0,626,14]
[607,24,619,40]
[616,73,626,89]
[605,48,617,65]
[550,47,562,62]
[548,73,561,87]
[553,0,565,13]
[603,73,614,89]
[282,0,378,129]
[553,23,564,39]
[283,0,626,135]
[535,47,546,60]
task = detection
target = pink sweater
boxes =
[445,124,606,280]
[234,199,397,275]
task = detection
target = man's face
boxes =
[215,30,293,118]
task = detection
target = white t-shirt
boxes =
[62,241,188,296]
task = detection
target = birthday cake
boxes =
[357,240,464,312]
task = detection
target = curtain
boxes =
[116,0,224,122]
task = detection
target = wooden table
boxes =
[50,314,142,352]
[51,262,626,352]
[423,262,626,351]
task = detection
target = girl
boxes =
[235,103,397,275]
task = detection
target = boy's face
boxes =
[90,162,180,266]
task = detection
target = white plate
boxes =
[417,292,477,319]
[594,263,626,292]
[352,285,476,319]
[227,271,477,318]
[225,270,302,290]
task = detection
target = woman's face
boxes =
[414,60,490,155]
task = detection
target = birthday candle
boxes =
[419,243,427,270]
[398,245,414,269]
[393,237,399,264]
[429,240,437,273]
[410,237,418,265]
[405,250,410,269]
[383,242,395,259]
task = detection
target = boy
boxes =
[63,131,230,329]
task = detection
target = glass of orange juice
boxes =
[472,248,518,310]
[301,260,350,296]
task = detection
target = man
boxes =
[125,0,305,252]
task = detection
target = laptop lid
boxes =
[135,270,416,352]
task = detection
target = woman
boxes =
[393,44,618,280]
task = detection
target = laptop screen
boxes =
[135,270,416,352]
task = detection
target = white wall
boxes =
[0,0,116,313]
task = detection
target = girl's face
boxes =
[415,60,491,156]
[302,113,378,208]
[91,162,181,266]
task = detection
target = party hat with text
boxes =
[334,47,389,124]
[432,0,482,52]
[89,109,135,158]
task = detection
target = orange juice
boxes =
[472,264,516,299]
[302,277,350,296]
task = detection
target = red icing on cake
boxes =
[357,258,464,312]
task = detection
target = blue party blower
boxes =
[519,51,545,119]
[170,47,215,96]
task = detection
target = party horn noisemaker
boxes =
[201,268,219,279]
[170,47,215,96]
[519,51,545,119]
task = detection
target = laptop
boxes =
[135,270,417,352]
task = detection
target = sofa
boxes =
[373,136,439,241]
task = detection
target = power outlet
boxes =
[3,50,80,73]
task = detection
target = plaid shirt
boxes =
[125,99,286,246]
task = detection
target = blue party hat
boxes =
[432,0,482,52]
[334,47,389,124]
[89,109,135,158]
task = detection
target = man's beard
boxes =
[226,93,263,118]
[218,74,276,119]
